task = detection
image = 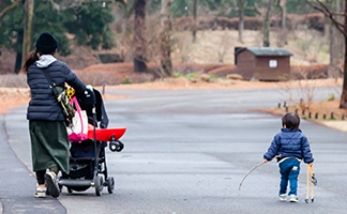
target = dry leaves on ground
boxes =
[0,88,30,114]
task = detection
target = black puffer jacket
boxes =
[27,60,86,121]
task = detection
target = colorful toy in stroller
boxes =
[58,88,125,196]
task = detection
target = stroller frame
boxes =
[58,89,124,196]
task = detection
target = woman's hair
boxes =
[282,112,300,130]
[23,49,56,72]
[23,50,39,72]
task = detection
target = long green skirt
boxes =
[29,120,70,174]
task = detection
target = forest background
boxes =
[0,0,341,76]
[1,0,347,122]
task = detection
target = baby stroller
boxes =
[58,89,125,196]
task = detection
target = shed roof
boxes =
[239,47,293,56]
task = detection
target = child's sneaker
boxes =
[278,194,287,201]
[45,171,60,198]
[34,186,46,198]
[289,194,299,203]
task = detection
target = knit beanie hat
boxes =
[35,32,58,53]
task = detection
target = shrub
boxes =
[185,72,198,79]
[121,77,132,84]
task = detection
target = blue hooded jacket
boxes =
[263,128,314,164]
[27,56,86,121]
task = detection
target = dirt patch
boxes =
[0,88,30,114]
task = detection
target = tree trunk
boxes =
[339,2,347,109]
[279,0,287,46]
[133,0,147,73]
[238,0,244,43]
[121,5,127,43]
[21,0,34,72]
[328,0,344,78]
[263,0,273,47]
[14,29,24,74]
[159,0,172,77]
[121,2,134,43]
[192,0,197,42]
[14,51,22,74]
[340,35,347,108]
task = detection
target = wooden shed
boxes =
[235,47,293,81]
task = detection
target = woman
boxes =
[24,32,87,198]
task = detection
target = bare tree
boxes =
[327,0,344,78]
[192,0,197,43]
[21,0,35,72]
[109,0,133,44]
[159,0,172,77]
[237,0,244,43]
[307,0,347,108]
[263,0,274,47]
[279,0,287,46]
[133,0,147,73]
[43,0,127,10]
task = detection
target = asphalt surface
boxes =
[1,86,347,214]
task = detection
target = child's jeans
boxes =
[278,158,301,196]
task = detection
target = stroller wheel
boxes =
[109,140,124,152]
[107,177,115,194]
[95,174,104,196]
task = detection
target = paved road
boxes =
[1,86,347,214]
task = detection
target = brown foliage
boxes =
[75,62,330,85]
[0,46,100,74]
[270,13,324,31]
[291,64,328,79]
[171,13,324,32]
[57,49,100,70]
[172,63,224,74]
[207,65,238,77]
[113,13,325,33]
[173,15,262,31]
[75,62,154,85]
[74,62,228,85]
[0,49,16,74]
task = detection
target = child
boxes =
[263,112,314,202]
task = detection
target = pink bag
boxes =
[67,97,88,142]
